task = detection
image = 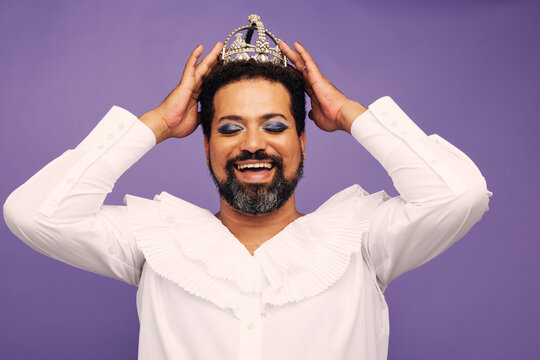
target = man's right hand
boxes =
[139,42,223,143]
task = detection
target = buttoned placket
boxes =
[237,291,263,360]
[236,258,264,360]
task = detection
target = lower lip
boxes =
[234,167,275,183]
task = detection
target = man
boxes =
[3,15,491,360]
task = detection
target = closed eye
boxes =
[261,121,288,133]
[218,123,244,134]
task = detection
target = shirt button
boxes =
[107,134,114,140]
[381,110,389,117]
[118,123,125,130]
[247,322,255,330]
[97,144,104,150]
[431,159,438,165]
[400,130,408,135]
[66,177,74,184]
[391,121,398,127]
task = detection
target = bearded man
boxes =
[3,15,491,360]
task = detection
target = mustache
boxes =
[225,150,284,169]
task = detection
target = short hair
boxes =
[199,60,306,138]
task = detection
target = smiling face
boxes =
[204,78,306,215]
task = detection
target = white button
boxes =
[97,144,104,150]
[118,123,125,129]
[107,134,114,140]
[391,121,398,127]
[400,130,408,135]
[431,159,438,165]
[381,110,389,117]
[66,177,73,184]
[247,322,255,330]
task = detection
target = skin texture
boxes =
[138,40,368,255]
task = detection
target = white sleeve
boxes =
[3,106,156,286]
[351,96,492,290]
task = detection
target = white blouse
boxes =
[3,96,492,360]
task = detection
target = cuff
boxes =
[38,106,155,217]
[350,96,468,196]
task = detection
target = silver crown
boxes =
[220,14,287,67]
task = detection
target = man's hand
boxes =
[279,41,367,133]
[140,42,223,143]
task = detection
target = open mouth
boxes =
[235,162,274,172]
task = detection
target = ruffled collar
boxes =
[125,185,388,316]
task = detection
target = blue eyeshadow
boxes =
[262,121,288,132]
[218,123,243,134]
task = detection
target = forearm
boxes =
[351,96,489,202]
[351,97,492,287]
[30,107,155,216]
[3,106,155,283]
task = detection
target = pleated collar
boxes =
[125,185,388,315]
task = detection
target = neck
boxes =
[215,194,303,254]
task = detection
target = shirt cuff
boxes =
[351,96,468,196]
[38,106,155,217]
[77,106,156,177]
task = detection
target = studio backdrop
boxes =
[1,0,538,359]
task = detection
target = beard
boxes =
[208,149,304,215]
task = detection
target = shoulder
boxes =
[306,185,390,222]
[123,191,214,223]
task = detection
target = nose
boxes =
[239,127,266,153]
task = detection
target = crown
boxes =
[220,14,287,67]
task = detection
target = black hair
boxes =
[199,60,306,138]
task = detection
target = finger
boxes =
[181,44,204,81]
[293,42,320,74]
[279,40,305,70]
[195,41,223,79]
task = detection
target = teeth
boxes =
[237,163,273,170]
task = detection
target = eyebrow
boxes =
[217,113,289,124]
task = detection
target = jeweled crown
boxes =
[220,14,287,67]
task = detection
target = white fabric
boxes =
[3,97,492,360]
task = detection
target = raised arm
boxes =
[3,42,223,285]
[280,40,492,290]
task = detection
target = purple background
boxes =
[1,0,538,359]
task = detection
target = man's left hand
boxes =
[279,41,367,133]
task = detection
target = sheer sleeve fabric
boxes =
[351,97,492,290]
[3,106,156,285]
